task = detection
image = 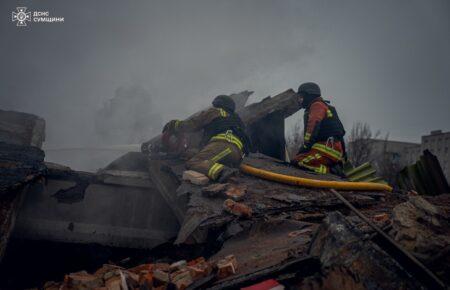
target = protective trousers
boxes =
[293,140,343,174]
[186,140,243,180]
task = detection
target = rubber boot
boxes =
[218,167,239,183]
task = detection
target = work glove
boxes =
[162,120,180,134]
[297,142,311,154]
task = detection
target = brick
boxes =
[105,276,122,290]
[139,271,153,286]
[153,263,170,272]
[202,183,228,197]
[223,199,252,218]
[43,281,61,290]
[153,269,170,285]
[373,213,390,223]
[182,170,209,185]
[94,264,124,277]
[216,255,238,279]
[127,263,153,275]
[225,184,247,201]
[187,263,212,280]
[187,257,206,266]
[170,260,187,272]
[66,271,103,288]
[124,270,140,286]
[170,269,193,290]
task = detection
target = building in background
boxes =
[367,130,450,180]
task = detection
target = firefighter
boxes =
[292,82,346,175]
[162,95,251,182]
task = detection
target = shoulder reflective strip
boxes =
[175,120,181,129]
[326,109,333,118]
[208,163,224,179]
[219,108,228,117]
[304,133,311,141]
[211,148,232,163]
[312,143,342,159]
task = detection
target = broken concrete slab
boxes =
[0,142,46,261]
[13,165,180,249]
[97,169,154,188]
[0,109,45,148]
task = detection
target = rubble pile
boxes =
[1,92,450,289]
[35,155,450,289]
[42,255,237,290]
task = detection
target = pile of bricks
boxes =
[43,255,238,290]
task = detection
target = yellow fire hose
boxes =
[240,164,393,192]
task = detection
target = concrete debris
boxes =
[391,195,450,266]
[0,109,45,148]
[183,170,210,185]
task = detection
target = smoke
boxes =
[95,85,162,145]
[1,0,449,169]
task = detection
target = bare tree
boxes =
[347,122,380,166]
[376,133,403,185]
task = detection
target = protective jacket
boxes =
[169,107,251,154]
[303,97,345,145]
[202,110,251,154]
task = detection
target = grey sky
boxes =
[1,0,449,147]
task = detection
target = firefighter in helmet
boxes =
[293,82,346,175]
[162,95,251,182]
